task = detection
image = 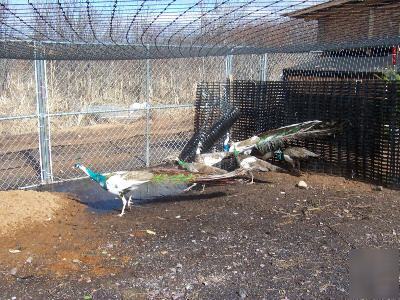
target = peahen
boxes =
[279,147,319,173]
[233,151,284,184]
[75,163,244,216]
[177,159,227,175]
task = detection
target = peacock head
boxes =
[74,163,82,169]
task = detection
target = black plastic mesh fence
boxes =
[195,80,400,187]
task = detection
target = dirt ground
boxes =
[0,172,399,299]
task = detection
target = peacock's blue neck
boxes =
[84,166,107,189]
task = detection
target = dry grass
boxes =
[0,53,313,135]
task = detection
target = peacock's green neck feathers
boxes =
[85,166,107,189]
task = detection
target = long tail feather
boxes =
[192,168,246,183]
[256,120,340,154]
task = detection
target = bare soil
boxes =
[0,172,399,299]
[0,191,67,237]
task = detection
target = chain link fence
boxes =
[0,54,271,190]
[1,49,395,190]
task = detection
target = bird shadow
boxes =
[34,177,227,213]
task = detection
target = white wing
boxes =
[106,171,153,195]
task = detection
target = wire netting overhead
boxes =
[0,0,399,60]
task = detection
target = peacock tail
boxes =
[148,167,244,184]
[255,120,339,154]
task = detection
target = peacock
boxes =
[233,151,284,184]
[177,159,227,175]
[75,163,245,216]
[194,151,232,167]
[229,120,339,156]
[186,120,338,168]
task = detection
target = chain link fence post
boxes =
[34,55,53,184]
[145,50,152,167]
[225,54,233,81]
[259,53,267,81]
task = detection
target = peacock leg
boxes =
[119,194,127,217]
[127,195,133,209]
[284,155,295,169]
[247,171,254,184]
[201,184,205,192]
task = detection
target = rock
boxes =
[172,292,185,300]
[176,263,183,269]
[10,268,17,276]
[26,256,33,264]
[373,185,383,191]
[296,181,308,189]
[9,249,21,254]
[170,268,177,273]
[72,259,81,264]
[238,288,247,299]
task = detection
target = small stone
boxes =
[8,249,21,254]
[238,288,247,299]
[297,181,308,189]
[170,268,177,273]
[343,209,350,214]
[26,256,33,264]
[185,284,193,291]
[172,292,185,300]
[176,263,183,269]
[72,259,80,263]
[280,191,286,195]
[175,215,181,219]
[10,268,17,276]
